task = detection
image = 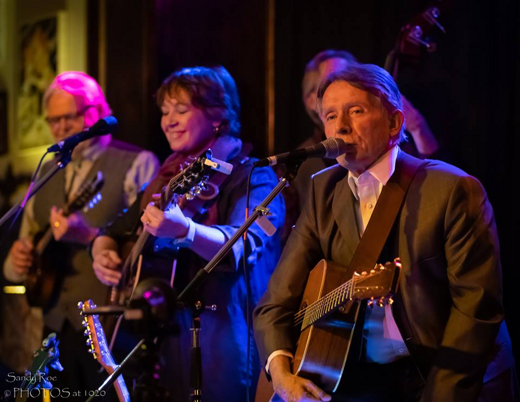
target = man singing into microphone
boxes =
[3,71,159,396]
[254,64,517,401]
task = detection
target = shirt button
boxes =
[399,348,404,353]
[367,203,374,209]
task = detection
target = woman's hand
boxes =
[92,249,122,286]
[49,207,98,245]
[140,202,190,239]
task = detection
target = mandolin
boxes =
[25,171,104,311]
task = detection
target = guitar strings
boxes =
[293,276,359,328]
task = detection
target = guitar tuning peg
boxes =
[82,319,88,327]
[408,26,432,49]
[361,271,367,276]
[185,192,195,201]
[84,329,89,337]
[377,297,385,307]
[424,6,446,33]
[77,302,84,310]
[353,271,360,276]
[370,269,375,274]
[367,300,374,308]
[88,348,94,354]
[388,297,394,305]
[86,339,92,346]
[190,185,201,196]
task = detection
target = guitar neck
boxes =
[105,364,131,402]
[109,229,151,304]
[296,261,400,332]
[34,228,55,255]
[299,278,354,331]
[33,192,89,255]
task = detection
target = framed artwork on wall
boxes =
[0,91,7,155]
[17,15,57,150]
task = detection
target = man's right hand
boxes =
[8,239,34,279]
[270,355,331,402]
[92,249,122,286]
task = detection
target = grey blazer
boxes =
[254,151,512,401]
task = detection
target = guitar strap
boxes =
[347,152,425,278]
[339,152,425,367]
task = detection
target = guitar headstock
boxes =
[352,259,402,307]
[21,332,63,391]
[163,149,233,208]
[68,171,105,214]
[78,299,116,373]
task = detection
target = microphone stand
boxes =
[177,160,302,401]
[0,150,72,229]
[85,338,144,402]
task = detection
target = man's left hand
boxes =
[49,207,98,245]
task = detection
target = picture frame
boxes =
[17,15,57,151]
[0,92,7,155]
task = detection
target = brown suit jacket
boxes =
[254,151,510,401]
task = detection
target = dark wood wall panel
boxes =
[274,0,520,363]
[155,0,268,159]
[99,0,157,151]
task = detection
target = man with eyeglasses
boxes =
[3,71,159,397]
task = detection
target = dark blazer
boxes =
[254,151,512,401]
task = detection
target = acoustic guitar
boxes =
[79,299,131,402]
[25,171,104,311]
[260,259,401,402]
[103,150,232,343]
[291,259,401,393]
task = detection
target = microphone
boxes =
[81,278,178,337]
[254,137,348,167]
[47,116,118,153]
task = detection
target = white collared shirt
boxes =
[347,146,409,363]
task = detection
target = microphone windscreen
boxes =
[322,137,347,158]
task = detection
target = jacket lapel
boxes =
[332,174,360,261]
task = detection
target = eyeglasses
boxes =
[45,105,95,127]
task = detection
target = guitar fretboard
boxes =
[294,276,357,331]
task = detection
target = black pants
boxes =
[333,357,425,402]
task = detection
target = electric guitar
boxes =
[79,299,130,402]
[25,171,104,311]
